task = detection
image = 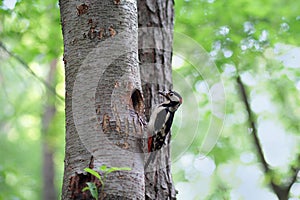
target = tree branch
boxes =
[236,76,270,173]
[286,154,300,193]
[0,41,64,101]
[237,75,300,200]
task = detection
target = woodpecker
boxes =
[145,90,182,169]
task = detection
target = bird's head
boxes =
[159,90,182,111]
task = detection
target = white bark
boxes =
[60,0,145,199]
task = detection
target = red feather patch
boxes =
[147,137,153,152]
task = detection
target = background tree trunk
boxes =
[138,0,176,199]
[60,0,145,199]
[42,60,58,200]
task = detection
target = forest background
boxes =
[0,0,299,199]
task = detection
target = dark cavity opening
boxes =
[131,89,144,115]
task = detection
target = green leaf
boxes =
[98,165,108,172]
[106,167,131,174]
[86,182,98,200]
[84,168,101,180]
[82,186,89,192]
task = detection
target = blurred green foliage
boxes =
[172,0,300,199]
[0,0,64,199]
[0,0,299,199]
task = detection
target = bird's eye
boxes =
[169,92,173,96]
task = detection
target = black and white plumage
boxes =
[145,90,182,169]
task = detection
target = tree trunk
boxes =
[42,141,57,200]
[42,60,58,200]
[60,0,176,199]
[60,1,144,199]
[138,0,176,199]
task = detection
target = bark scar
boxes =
[76,4,89,16]
[114,0,121,5]
[102,113,111,133]
[108,26,116,37]
[68,171,101,199]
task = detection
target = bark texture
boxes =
[138,0,177,199]
[60,0,144,199]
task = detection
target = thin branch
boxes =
[237,75,300,199]
[0,41,64,102]
[236,76,270,173]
